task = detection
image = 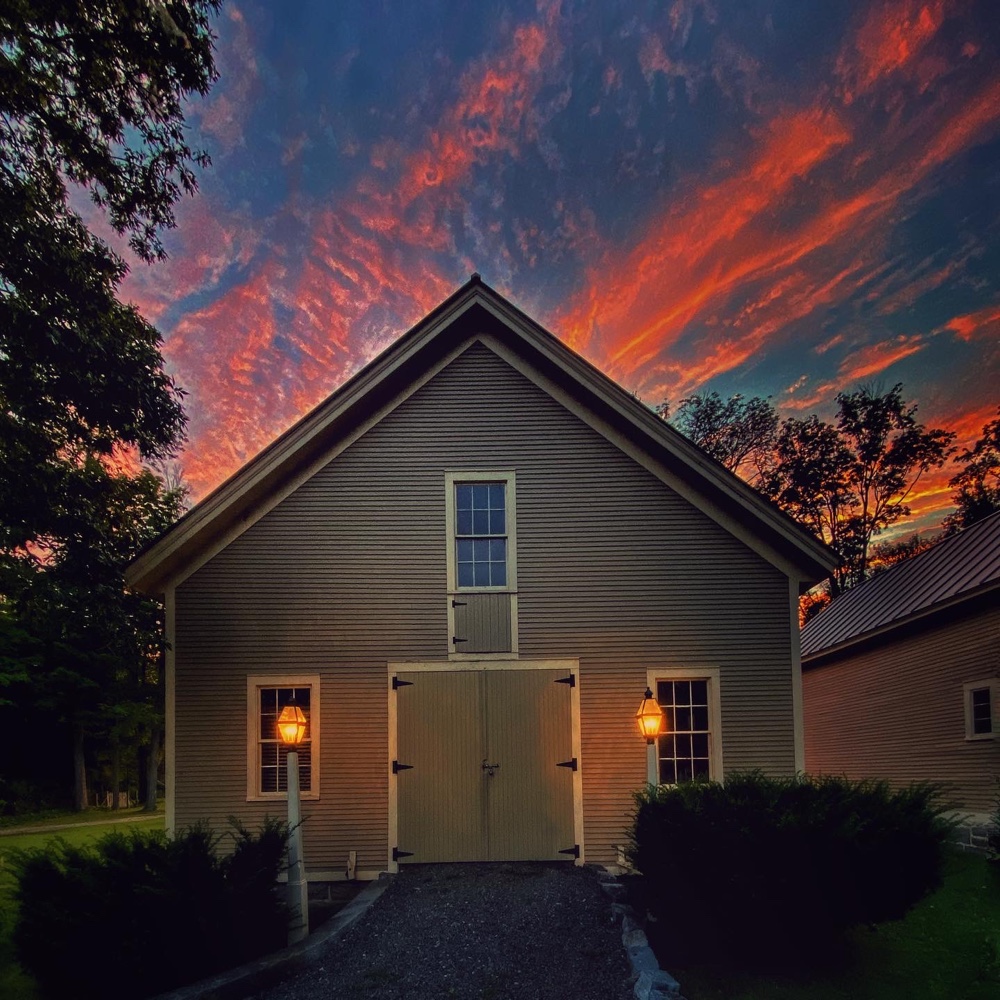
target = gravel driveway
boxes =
[249,863,633,1000]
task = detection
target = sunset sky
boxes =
[120,0,1000,535]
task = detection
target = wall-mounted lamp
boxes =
[636,687,665,745]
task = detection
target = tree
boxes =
[664,386,955,598]
[0,463,185,810]
[0,1,219,563]
[868,533,939,575]
[766,385,954,595]
[0,3,217,809]
[943,407,1000,534]
[663,392,778,487]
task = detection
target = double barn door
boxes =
[394,667,577,862]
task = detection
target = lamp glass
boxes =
[277,704,307,746]
[636,688,665,742]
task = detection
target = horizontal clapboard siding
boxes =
[175,341,795,866]
[803,602,1000,813]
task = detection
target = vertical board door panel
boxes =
[485,669,575,860]
[453,594,512,652]
[396,670,486,862]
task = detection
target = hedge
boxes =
[627,772,956,966]
[11,818,289,999]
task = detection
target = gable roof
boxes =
[126,276,836,595]
[801,510,1000,664]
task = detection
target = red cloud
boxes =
[836,0,949,101]
[838,334,927,381]
[945,304,1000,340]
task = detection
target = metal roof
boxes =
[801,510,1000,661]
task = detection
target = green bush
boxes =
[627,772,955,967]
[11,817,289,1000]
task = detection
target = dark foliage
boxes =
[627,772,955,968]
[944,407,1000,534]
[11,818,289,1000]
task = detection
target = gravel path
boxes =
[250,863,633,1000]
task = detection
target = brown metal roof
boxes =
[801,510,1000,661]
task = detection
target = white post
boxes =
[286,750,309,944]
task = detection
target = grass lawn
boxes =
[667,851,1000,1000]
[0,811,165,1000]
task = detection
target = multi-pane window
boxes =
[455,482,507,588]
[656,679,711,784]
[971,688,992,735]
[965,680,997,740]
[247,678,319,799]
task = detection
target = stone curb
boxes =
[150,877,391,1000]
[600,876,685,1000]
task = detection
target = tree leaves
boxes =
[944,407,1000,534]
[664,384,955,596]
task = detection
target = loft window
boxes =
[456,482,507,587]
[445,471,517,593]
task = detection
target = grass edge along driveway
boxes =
[668,850,999,1000]
[0,811,165,1000]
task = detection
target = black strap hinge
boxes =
[392,760,413,774]
[559,844,580,858]
[393,847,414,862]
[392,676,413,689]
[555,674,576,687]
[557,757,578,771]
[452,636,468,644]
[451,599,467,607]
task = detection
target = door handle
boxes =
[481,759,500,777]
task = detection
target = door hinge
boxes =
[392,676,413,689]
[555,673,576,687]
[452,636,468,644]
[393,847,414,862]
[392,760,413,774]
[557,757,578,771]
[451,599,467,607]
[559,844,581,859]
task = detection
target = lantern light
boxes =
[636,687,665,744]
[277,703,308,746]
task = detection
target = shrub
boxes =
[11,817,289,1000]
[627,772,955,967]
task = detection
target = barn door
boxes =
[394,668,576,863]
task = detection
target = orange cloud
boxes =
[196,5,258,153]
[945,303,1000,340]
[558,105,853,366]
[838,334,927,381]
[553,7,1000,410]
[836,0,949,101]
[397,23,552,208]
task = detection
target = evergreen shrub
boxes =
[627,772,955,966]
[12,817,289,999]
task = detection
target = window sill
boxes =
[247,792,321,802]
[964,733,997,742]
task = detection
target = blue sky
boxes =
[120,0,1000,532]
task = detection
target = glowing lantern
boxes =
[277,703,307,746]
[636,687,665,744]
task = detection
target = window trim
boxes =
[646,667,723,785]
[445,470,517,593]
[963,679,998,741]
[246,674,321,801]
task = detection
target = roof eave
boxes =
[802,577,1000,667]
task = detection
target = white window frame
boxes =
[963,679,998,741]
[246,674,321,801]
[445,470,517,593]
[646,667,723,786]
